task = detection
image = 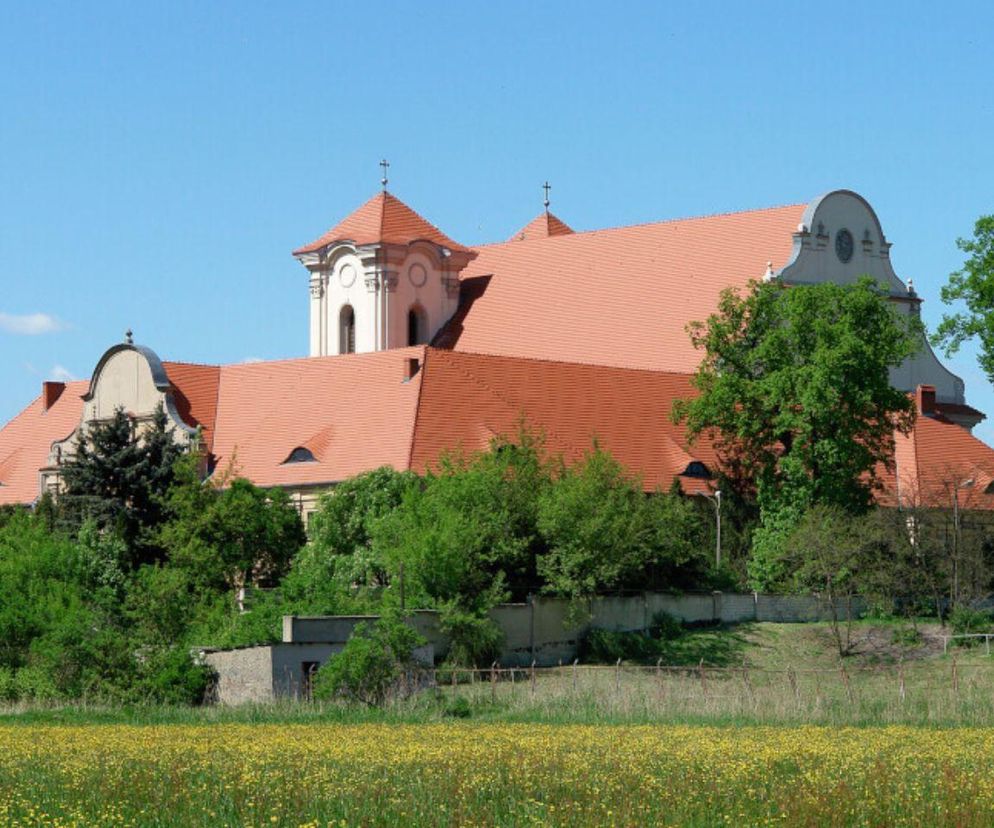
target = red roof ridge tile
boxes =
[216,346,427,371]
[293,191,471,256]
[427,346,700,381]
[161,358,220,369]
[471,201,807,251]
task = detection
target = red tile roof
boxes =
[509,211,574,241]
[439,204,806,372]
[895,414,994,509]
[410,349,719,494]
[3,348,994,508]
[162,362,221,453]
[208,348,425,488]
[0,381,86,505]
[293,192,471,256]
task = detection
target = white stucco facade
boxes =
[300,242,467,357]
[40,342,197,495]
[775,190,969,415]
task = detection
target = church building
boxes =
[2,187,994,519]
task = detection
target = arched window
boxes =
[408,305,427,346]
[283,447,316,464]
[339,305,355,354]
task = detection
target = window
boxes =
[283,447,316,464]
[680,461,712,479]
[301,661,320,701]
[340,305,356,354]
[407,305,427,346]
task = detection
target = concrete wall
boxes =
[283,615,379,644]
[207,593,868,701]
[272,643,340,698]
[204,646,274,705]
[491,591,869,666]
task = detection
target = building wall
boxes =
[204,646,274,705]
[308,244,460,357]
[779,190,965,404]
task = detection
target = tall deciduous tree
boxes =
[932,216,994,382]
[161,460,306,600]
[674,277,920,589]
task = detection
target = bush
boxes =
[581,628,659,663]
[313,616,425,706]
[439,606,504,667]
[648,611,682,641]
[0,667,15,702]
[951,606,994,639]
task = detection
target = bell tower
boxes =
[292,187,476,356]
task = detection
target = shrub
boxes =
[313,616,425,706]
[950,606,994,640]
[439,606,504,667]
[581,628,658,663]
[649,611,683,641]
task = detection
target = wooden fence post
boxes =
[839,661,855,706]
[699,658,708,699]
[490,662,497,704]
[898,657,906,703]
[573,659,579,693]
[952,654,960,694]
[615,658,622,695]
[787,665,799,704]
[530,660,537,699]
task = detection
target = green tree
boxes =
[59,404,185,566]
[536,447,698,600]
[674,278,920,589]
[932,216,994,382]
[162,467,306,601]
[783,506,871,657]
[313,614,425,706]
[283,467,418,613]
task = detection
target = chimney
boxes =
[42,381,66,412]
[916,384,936,416]
[403,357,421,382]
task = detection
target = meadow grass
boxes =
[4,622,994,826]
[3,721,994,826]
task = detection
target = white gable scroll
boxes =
[775,190,967,407]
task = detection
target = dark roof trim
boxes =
[83,343,171,402]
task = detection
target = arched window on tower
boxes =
[408,305,427,346]
[339,305,355,354]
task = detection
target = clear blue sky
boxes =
[2,1,994,440]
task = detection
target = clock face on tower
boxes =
[835,228,854,263]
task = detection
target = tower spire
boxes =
[542,181,551,213]
[380,159,390,190]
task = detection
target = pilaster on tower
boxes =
[293,191,475,357]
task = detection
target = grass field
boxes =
[4,622,994,826]
[3,722,994,827]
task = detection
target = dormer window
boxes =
[680,461,712,479]
[283,447,316,464]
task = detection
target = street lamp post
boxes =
[696,490,722,570]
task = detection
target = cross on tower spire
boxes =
[542,181,551,212]
[380,159,390,190]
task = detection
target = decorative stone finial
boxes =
[907,278,916,295]
[125,328,134,345]
[543,181,551,212]
[763,261,776,282]
[379,159,389,190]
